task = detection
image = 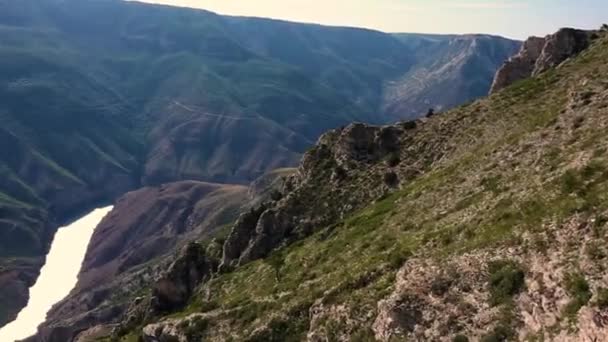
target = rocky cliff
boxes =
[490,28,597,93]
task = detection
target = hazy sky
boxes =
[136,0,606,39]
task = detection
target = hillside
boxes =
[28,27,608,341]
[0,0,519,327]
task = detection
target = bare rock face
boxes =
[152,242,215,312]
[533,28,595,75]
[490,28,596,93]
[219,205,269,270]
[489,37,546,93]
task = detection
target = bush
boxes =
[481,324,514,342]
[595,287,608,309]
[270,190,283,201]
[386,152,401,167]
[488,260,525,306]
[563,272,592,318]
[332,166,347,181]
[431,276,454,296]
[383,171,399,187]
[387,248,411,269]
[453,334,469,342]
[585,242,605,261]
[560,169,583,194]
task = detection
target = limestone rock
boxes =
[489,36,546,93]
[490,28,596,93]
[152,243,215,312]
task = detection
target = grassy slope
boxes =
[134,33,608,340]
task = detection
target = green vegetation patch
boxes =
[563,272,592,319]
[487,260,525,306]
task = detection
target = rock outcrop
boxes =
[490,28,596,93]
[489,37,546,94]
[220,122,414,269]
[152,242,215,312]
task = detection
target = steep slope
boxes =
[63,29,608,341]
[0,0,520,326]
[386,33,520,120]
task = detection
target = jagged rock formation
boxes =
[490,28,597,93]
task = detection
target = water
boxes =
[0,206,113,342]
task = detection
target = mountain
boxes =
[387,33,520,119]
[26,27,608,341]
[0,0,518,328]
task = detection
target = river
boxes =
[0,206,113,342]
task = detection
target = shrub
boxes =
[332,166,348,181]
[383,171,399,187]
[481,324,514,342]
[585,242,605,261]
[560,169,583,194]
[184,316,209,340]
[266,253,286,281]
[386,152,401,167]
[431,275,454,296]
[387,248,411,269]
[595,287,608,309]
[453,334,469,342]
[270,190,283,201]
[563,272,592,318]
[488,260,525,306]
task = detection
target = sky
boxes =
[135,0,607,39]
